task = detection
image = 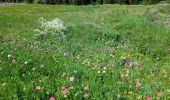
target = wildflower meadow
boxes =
[0,3,170,99]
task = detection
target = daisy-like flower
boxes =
[69,77,75,81]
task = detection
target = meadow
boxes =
[0,4,170,99]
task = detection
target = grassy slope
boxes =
[0,4,170,99]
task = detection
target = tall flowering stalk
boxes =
[35,17,66,39]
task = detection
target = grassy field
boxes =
[0,4,170,99]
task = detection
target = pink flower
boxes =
[62,89,69,95]
[84,86,89,91]
[157,92,163,97]
[69,77,75,81]
[147,96,152,100]
[49,96,55,100]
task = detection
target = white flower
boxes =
[24,61,28,64]
[125,74,128,77]
[102,70,106,73]
[35,17,66,38]
[98,71,100,74]
[7,55,11,58]
[1,52,4,54]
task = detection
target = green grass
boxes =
[0,4,170,99]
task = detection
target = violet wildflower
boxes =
[125,61,140,67]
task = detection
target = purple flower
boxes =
[125,61,140,67]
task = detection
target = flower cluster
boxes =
[34,17,66,39]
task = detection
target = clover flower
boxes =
[157,92,163,97]
[147,96,152,100]
[49,96,55,100]
[62,88,69,95]
[69,77,75,81]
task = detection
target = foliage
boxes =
[0,0,168,4]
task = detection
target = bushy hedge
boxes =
[0,0,167,5]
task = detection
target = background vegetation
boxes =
[0,0,169,4]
